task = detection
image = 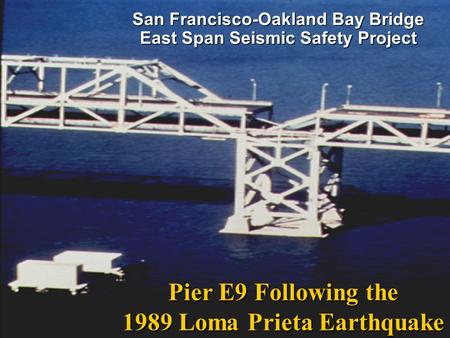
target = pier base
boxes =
[221,216,327,238]
[220,216,250,235]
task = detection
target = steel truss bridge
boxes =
[2,54,449,237]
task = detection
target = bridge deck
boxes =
[2,54,450,152]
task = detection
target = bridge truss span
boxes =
[1,54,273,139]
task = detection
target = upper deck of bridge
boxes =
[1,54,273,118]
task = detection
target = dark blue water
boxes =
[1,0,449,322]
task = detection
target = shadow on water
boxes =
[1,169,234,203]
[2,170,449,225]
[340,186,450,227]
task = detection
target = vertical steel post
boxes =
[117,70,127,130]
[250,78,257,101]
[94,62,101,91]
[332,147,343,198]
[366,120,374,144]
[420,122,429,145]
[303,147,324,237]
[320,83,328,112]
[240,115,246,131]
[1,63,7,125]
[38,64,45,92]
[138,81,143,106]
[220,132,249,234]
[436,82,443,108]
[234,133,247,217]
[59,67,67,128]
[179,112,185,134]
[151,66,158,97]
[346,84,352,105]
[308,148,320,222]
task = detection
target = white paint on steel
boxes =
[1,54,449,238]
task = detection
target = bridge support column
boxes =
[221,133,250,234]
[319,147,344,229]
[221,134,344,237]
[297,147,325,237]
[222,133,333,237]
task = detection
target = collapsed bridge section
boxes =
[2,54,449,237]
